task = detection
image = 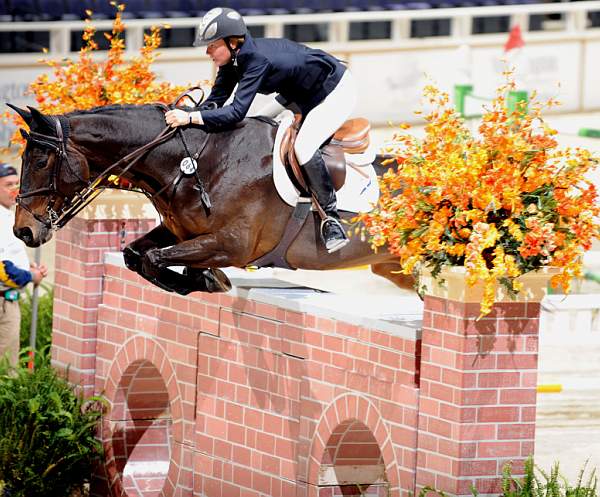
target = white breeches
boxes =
[293,70,357,165]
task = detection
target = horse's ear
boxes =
[27,106,55,134]
[19,128,29,141]
[6,103,32,125]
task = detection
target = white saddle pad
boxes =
[272,111,379,213]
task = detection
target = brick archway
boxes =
[101,336,185,497]
[307,394,399,495]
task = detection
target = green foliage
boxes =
[416,458,597,497]
[0,358,105,497]
[500,457,597,497]
[19,284,54,364]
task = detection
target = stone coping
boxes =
[104,252,422,340]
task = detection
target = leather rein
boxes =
[17,89,203,231]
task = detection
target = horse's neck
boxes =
[70,109,167,180]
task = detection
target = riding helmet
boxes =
[193,8,247,47]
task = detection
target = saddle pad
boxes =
[272,111,380,213]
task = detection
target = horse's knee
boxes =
[123,245,142,273]
[141,248,162,274]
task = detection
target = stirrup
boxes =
[320,216,349,254]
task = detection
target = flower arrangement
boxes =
[2,1,191,152]
[357,76,599,316]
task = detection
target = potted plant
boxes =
[357,78,599,316]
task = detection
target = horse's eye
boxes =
[35,160,47,169]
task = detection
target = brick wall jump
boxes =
[52,218,547,497]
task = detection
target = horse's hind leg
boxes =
[371,261,415,291]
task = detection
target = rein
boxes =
[17,88,207,230]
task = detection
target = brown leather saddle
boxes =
[280,114,371,193]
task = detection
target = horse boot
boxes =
[301,150,349,253]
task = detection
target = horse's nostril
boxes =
[14,226,33,245]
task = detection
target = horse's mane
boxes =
[67,103,165,117]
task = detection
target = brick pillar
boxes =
[51,193,155,396]
[415,267,555,496]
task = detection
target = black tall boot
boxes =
[302,150,349,253]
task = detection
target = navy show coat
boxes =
[198,33,346,129]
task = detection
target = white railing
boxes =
[0,1,599,60]
[1,0,600,134]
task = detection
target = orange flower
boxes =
[2,3,206,154]
[356,71,600,316]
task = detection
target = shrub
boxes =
[417,457,598,497]
[0,358,105,497]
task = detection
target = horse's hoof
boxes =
[123,246,142,273]
[202,268,232,293]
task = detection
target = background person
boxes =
[0,163,47,367]
[165,7,357,253]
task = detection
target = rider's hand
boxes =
[165,109,190,128]
[30,263,48,285]
[30,267,45,285]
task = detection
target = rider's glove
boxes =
[165,109,204,127]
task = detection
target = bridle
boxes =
[17,115,75,229]
[17,90,203,231]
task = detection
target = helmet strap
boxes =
[224,38,238,64]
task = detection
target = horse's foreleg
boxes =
[123,224,178,273]
[124,224,211,294]
[142,234,234,294]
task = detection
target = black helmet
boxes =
[193,7,247,47]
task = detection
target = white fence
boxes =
[1,0,600,143]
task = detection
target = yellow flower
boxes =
[356,72,599,317]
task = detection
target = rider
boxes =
[165,7,357,254]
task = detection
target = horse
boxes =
[8,103,412,295]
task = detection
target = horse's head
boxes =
[8,105,90,247]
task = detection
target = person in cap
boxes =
[0,163,47,367]
[164,7,356,253]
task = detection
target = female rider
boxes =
[165,7,357,254]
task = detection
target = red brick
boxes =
[478,441,520,458]
[498,423,535,440]
[500,389,537,405]
[497,354,538,370]
[497,319,540,335]
[424,296,448,314]
[458,460,497,476]
[432,314,457,332]
[461,389,498,406]
[457,319,497,336]
[477,406,519,423]
[460,424,496,440]
[478,372,520,388]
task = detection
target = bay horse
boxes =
[8,103,411,295]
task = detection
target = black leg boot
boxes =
[301,150,349,253]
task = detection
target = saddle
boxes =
[279,114,371,193]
